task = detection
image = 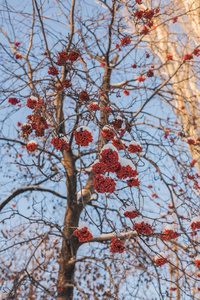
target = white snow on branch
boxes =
[91,193,98,200]
[100,143,118,154]
[110,80,129,88]
[90,230,136,242]
[76,125,92,133]
[77,189,87,202]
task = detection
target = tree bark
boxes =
[57,203,81,300]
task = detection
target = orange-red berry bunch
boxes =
[8,97,20,105]
[111,139,127,150]
[99,146,120,172]
[195,257,200,268]
[89,102,100,111]
[67,51,79,62]
[93,174,116,193]
[27,97,37,109]
[26,140,38,152]
[155,253,168,266]
[116,164,138,180]
[183,54,193,61]
[124,206,139,219]
[93,145,140,193]
[191,217,200,234]
[126,177,140,187]
[128,141,143,154]
[73,227,93,242]
[79,90,90,102]
[160,226,181,240]
[133,219,152,235]
[109,237,125,253]
[74,126,93,146]
[120,36,131,46]
[102,127,115,140]
[21,97,49,138]
[27,114,49,137]
[48,66,59,76]
[56,79,71,91]
[57,51,68,65]
[21,123,33,138]
[112,117,123,130]
[51,137,69,151]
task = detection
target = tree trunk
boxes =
[57,202,81,300]
[57,148,81,300]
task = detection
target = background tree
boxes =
[124,0,200,170]
[1,0,200,299]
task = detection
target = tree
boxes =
[1,0,200,299]
[123,0,200,170]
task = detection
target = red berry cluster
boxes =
[57,51,68,65]
[120,36,131,46]
[166,54,173,60]
[73,227,93,242]
[187,138,195,145]
[195,259,200,268]
[92,161,106,174]
[79,90,90,102]
[93,146,139,193]
[160,229,181,240]
[134,10,144,19]
[183,54,193,61]
[133,220,152,235]
[15,54,22,59]
[67,51,79,62]
[74,127,93,146]
[27,97,38,109]
[51,137,69,151]
[93,174,116,193]
[116,165,138,180]
[26,141,38,152]
[138,76,146,82]
[8,98,20,105]
[143,9,154,20]
[134,7,158,34]
[112,118,123,130]
[109,237,125,253]
[155,257,168,266]
[89,102,100,111]
[126,177,140,187]
[21,123,33,138]
[147,69,154,77]
[14,41,21,47]
[128,143,143,153]
[56,79,71,91]
[102,128,115,140]
[112,139,127,150]
[27,114,49,137]
[191,221,200,231]
[48,66,59,76]
[100,148,120,172]
[191,217,200,236]
[135,0,142,4]
[124,210,139,219]
[193,48,200,56]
